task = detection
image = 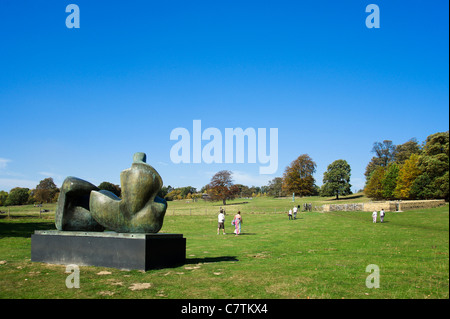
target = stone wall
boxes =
[322,203,364,212]
[322,199,446,212]
[397,199,447,211]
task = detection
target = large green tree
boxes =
[381,163,400,200]
[0,191,8,206]
[413,131,449,200]
[5,187,30,206]
[321,159,352,200]
[393,138,422,164]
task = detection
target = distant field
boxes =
[165,192,371,216]
[0,196,448,299]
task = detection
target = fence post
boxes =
[189,208,191,216]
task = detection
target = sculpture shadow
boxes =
[0,221,55,238]
[185,256,239,264]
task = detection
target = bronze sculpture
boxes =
[55,153,167,233]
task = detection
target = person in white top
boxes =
[288,209,293,220]
[372,210,377,223]
[380,209,385,223]
[293,206,298,219]
[217,209,226,234]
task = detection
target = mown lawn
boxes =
[0,202,448,299]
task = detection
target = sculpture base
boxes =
[31,230,186,271]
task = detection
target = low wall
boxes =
[322,199,446,212]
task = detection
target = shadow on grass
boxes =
[0,220,55,238]
[324,194,365,201]
[185,256,239,264]
[211,202,249,206]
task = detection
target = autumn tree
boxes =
[179,186,197,198]
[364,166,386,200]
[34,178,59,203]
[394,153,421,199]
[165,189,181,201]
[282,154,317,197]
[321,159,352,200]
[208,170,239,205]
[158,185,173,199]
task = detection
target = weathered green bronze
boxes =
[89,152,167,233]
[55,177,105,231]
[55,153,167,233]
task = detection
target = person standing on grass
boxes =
[372,210,377,223]
[217,209,226,234]
[234,211,242,235]
[288,209,293,220]
[293,205,298,219]
[380,209,385,223]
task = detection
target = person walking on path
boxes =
[234,211,243,235]
[380,209,385,223]
[372,210,377,223]
[217,209,226,234]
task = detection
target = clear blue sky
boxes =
[1,0,448,193]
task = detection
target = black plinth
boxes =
[31,230,186,271]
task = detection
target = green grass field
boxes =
[0,197,448,299]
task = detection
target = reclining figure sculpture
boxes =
[55,152,167,233]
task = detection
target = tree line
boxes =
[364,131,448,201]
[195,131,449,204]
